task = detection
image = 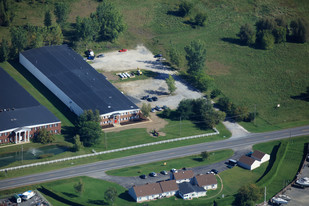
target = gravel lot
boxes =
[91,45,202,109]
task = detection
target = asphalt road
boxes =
[1,125,309,191]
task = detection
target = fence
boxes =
[0,128,219,172]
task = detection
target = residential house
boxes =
[251,150,270,163]
[171,170,194,183]
[237,155,261,170]
[129,180,178,203]
[193,174,218,190]
[178,182,206,200]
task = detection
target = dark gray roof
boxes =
[0,67,60,131]
[178,182,206,195]
[20,45,139,115]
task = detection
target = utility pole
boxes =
[254,104,256,125]
[21,145,23,164]
[179,116,182,137]
[264,186,266,206]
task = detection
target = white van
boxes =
[21,190,35,200]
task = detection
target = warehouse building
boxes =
[0,67,61,144]
[20,45,140,127]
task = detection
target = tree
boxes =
[104,187,117,204]
[0,38,9,62]
[165,74,176,94]
[0,0,14,26]
[203,110,226,128]
[237,24,256,45]
[200,151,209,160]
[74,179,84,195]
[94,1,126,42]
[75,16,99,41]
[184,40,207,75]
[236,184,263,206]
[32,32,44,48]
[210,89,222,99]
[49,24,63,45]
[177,99,194,120]
[76,110,103,147]
[10,26,28,55]
[34,128,55,144]
[141,103,151,118]
[194,13,207,27]
[255,18,276,33]
[168,47,181,68]
[178,0,193,17]
[79,121,102,147]
[44,10,52,27]
[260,30,275,50]
[273,26,286,43]
[73,134,83,152]
[193,71,213,92]
[217,97,233,114]
[290,19,308,43]
[54,2,70,25]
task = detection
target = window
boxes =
[55,123,58,127]
[0,140,2,143]
[30,135,32,137]
[45,125,48,128]
[5,132,7,136]
[49,125,52,128]
[5,139,7,142]
[54,130,58,134]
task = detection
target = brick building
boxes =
[20,45,140,127]
[0,67,61,144]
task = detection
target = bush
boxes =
[211,89,222,99]
[178,0,193,17]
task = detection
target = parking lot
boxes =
[91,45,202,109]
[0,190,50,206]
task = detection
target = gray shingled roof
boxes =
[20,45,139,115]
[178,182,206,195]
[0,67,60,131]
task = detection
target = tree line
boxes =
[237,17,308,50]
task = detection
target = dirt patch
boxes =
[207,61,231,76]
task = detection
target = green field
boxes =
[106,149,233,176]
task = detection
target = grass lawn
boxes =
[106,149,233,176]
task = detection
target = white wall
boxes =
[19,53,83,115]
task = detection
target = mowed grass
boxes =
[106,149,233,176]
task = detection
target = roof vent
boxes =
[131,106,134,108]
[108,106,111,108]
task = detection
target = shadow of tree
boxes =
[193,157,203,162]
[87,199,108,205]
[291,87,309,102]
[62,192,78,198]
[221,37,244,46]
[62,126,77,143]
[166,10,182,17]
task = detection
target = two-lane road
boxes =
[1,125,309,191]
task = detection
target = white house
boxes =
[237,155,261,170]
[129,180,178,203]
[251,150,270,163]
[193,174,218,190]
[178,182,206,200]
[129,182,162,202]
[171,170,194,183]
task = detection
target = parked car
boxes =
[151,108,156,113]
[149,172,157,177]
[156,57,166,61]
[171,168,177,173]
[162,105,168,110]
[227,164,234,169]
[140,174,147,179]
[152,96,158,101]
[154,54,162,58]
[161,170,168,175]
[97,54,105,58]
[211,169,219,174]
[119,49,127,52]
[141,95,149,100]
[155,106,162,111]
[147,97,153,102]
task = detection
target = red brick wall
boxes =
[0,122,61,144]
[100,112,141,127]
